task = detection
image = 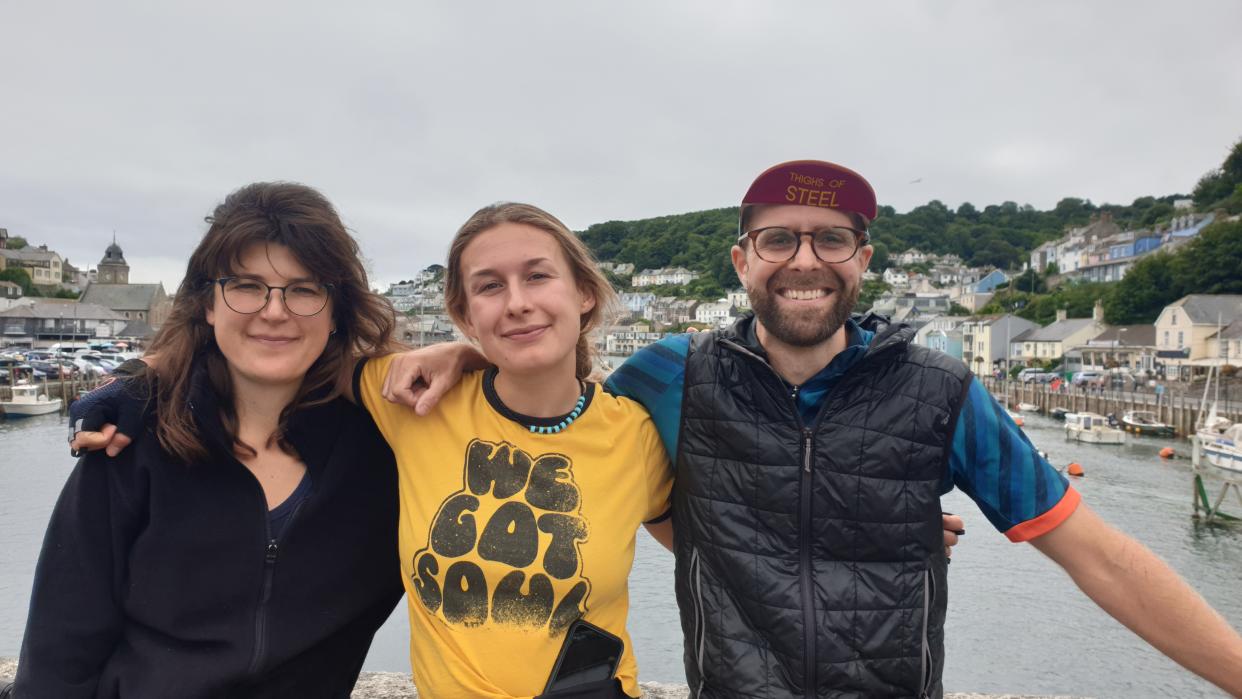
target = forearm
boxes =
[1037,508,1242,695]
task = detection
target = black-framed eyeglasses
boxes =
[214,277,333,317]
[738,226,870,264]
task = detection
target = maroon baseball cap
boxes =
[740,160,878,227]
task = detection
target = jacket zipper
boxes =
[799,427,815,696]
[920,569,935,698]
[245,488,308,676]
[719,340,818,696]
[720,335,903,698]
[689,547,707,696]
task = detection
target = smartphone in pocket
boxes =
[542,619,625,694]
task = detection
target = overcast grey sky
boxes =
[2,1,1240,291]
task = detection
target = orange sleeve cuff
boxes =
[1004,486,1081,543]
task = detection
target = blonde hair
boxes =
[445,202,619,380]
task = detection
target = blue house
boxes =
[926,329,964,360]
[973,269,1010,293]
[1133,234,1162,255]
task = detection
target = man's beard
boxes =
[748,271,859,348]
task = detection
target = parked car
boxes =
[1071,371,1103,386]
[1017,368,1042,382]
[28,360,77,379]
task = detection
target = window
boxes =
[1177,332,1184,347]
[1171,312,1176,326]
[1163,331,1169,347]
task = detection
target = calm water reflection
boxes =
[2,412,1239,697]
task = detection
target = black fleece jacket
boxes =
[15,366,402,698]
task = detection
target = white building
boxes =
[897,248,928,266]
[632,267,699,287]
[883,268,910,287]
[387,281,419,297]
[726,288,751,310]
[599,262,635,277]
[694,300,736,327]
[605,329,664,356]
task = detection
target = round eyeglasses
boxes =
[214,277,333,317]
[739,226,869,264]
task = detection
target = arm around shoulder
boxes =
[1030,501,1242,696]
[376,342,489,414]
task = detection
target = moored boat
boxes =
[1049,406,1069,421]
[1064,412,1125,444]
[1017,402,1040,412]
[1192,366,1242,475]
[1197,423,1242,475]
[0,383,63,417]
[1121,410,1175,437]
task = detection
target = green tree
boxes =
[1193,138,1242,208]
[1104,252,1178,324]
[684,275,724,300]
[857,278,891,312]
[868,240,890,271]
[0,267,38,295]
[6,236,28,249]
[1170,219,1242,295]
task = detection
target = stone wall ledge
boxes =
[1,658,1085,698]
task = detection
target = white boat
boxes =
[1016,402,1040,412]
[1,382,63,417]
[1193,366,1242,475]
[1198,423,1242,474]
[1064,412,1125,444]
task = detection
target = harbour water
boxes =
[3,411,1241,697]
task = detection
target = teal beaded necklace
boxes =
[483,367,591,435]
[528,391,586,434]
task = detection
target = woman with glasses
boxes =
[14,182,403,698]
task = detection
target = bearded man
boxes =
[595,160,1242,698]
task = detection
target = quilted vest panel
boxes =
[673,320,971,699]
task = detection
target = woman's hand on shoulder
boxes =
[68,362,152,458]
[380,342,489,415]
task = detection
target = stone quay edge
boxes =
[1,657,1087,698]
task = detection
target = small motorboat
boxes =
[1005,409,1024,427]
[1,382,63,417]
[1121,410,1174,437]
[1064,412,1125,444]
[1016,402,1040,412]
[1050,407,1069,421]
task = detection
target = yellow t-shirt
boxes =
[357,357,673,699]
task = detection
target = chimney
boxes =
[1093,299,1104,322]
[1056,308,1068,322]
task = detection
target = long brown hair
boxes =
[147,181,396,462]
[444,202,619,380]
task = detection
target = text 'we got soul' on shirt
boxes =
[356,356,672,699]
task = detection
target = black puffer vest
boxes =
[673,315,972,698]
